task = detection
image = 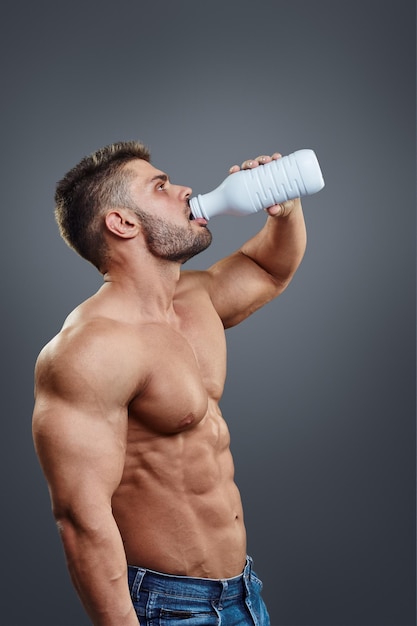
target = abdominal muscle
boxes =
[112,400,247,579]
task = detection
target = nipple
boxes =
[178,414,196,429]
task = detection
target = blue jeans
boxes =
[127,556,270,625]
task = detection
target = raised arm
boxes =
[207,153,307,328]
[32,324,141,626]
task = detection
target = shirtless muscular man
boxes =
[32,141,307,625]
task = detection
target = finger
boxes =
[241,159,259,170]
[230,152,282,174]
[255,155,272,164]
[266,197,301,217]
[266,204,285,217]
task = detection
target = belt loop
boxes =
[244,556,252,579]
[130,567,146,600]
[217,579,229,609]
[243,556,252,596]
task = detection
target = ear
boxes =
[105,209,139,239]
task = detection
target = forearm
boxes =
[240,199,307,288]
[57,513,139,626]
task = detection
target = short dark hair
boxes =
[54,140,151,271]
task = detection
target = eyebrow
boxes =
[149,173,169,184]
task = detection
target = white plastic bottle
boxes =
[190,149,325,220]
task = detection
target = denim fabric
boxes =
[128,556,270,625]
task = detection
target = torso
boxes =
[104,273,247,578]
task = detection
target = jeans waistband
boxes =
[128,556,253,601]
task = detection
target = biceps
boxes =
[33,400,127,515]
[208,252,281,328]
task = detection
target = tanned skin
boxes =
[33,153,307,625]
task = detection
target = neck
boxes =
[101,255,182,320]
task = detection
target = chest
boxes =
[129,299,227,434]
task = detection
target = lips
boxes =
[187,206,207,225]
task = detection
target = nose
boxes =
[178,184,192,200]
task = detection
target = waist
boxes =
[128,556,254,601]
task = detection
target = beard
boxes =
[133,208,212,264]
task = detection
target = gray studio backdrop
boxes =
[1,1,415,625]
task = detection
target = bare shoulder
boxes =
[177,269,210,291]
[176,269,217,306]
[33,315,139,505]
[35,316,150,404]
[176,269,224,323]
